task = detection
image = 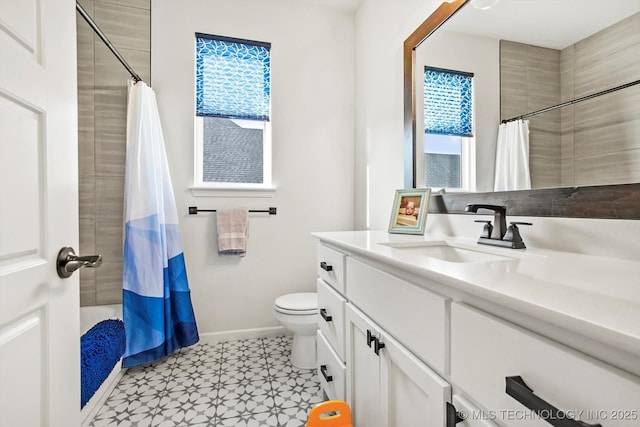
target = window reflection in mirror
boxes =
[421,67,474,191]
[416,28,495,192]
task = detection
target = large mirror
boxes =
[405,0,640,198]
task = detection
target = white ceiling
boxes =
[300,0,363,11]
[444,0,640,49]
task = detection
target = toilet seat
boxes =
[274,292,317,315]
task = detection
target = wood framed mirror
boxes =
[404,0,640,219]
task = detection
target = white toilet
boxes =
[273,292,318,369]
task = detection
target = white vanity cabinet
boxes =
[346,303,452,427]
[313,234,640,427]
[316,244,348,400]
[451,303,640,427]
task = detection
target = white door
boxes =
[0,1,80,426]
[378,328,451,427]
[345,304,383,427]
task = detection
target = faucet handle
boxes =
[504,222,532,249]
[474,220,493,239]
[465,204,507,240]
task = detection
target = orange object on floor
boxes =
[307,400,353,427]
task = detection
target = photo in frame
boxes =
[388,188,431,234]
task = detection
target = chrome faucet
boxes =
[464,204,531,249]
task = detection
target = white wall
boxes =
[354,0,441,230]
[425,214,640,261]
[416,30,500,192]
[354,1,498,230]
[151,0,355,334]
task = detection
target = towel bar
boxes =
[188,206,277,215]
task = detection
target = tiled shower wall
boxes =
[499,40,561,190]
[560,12,640,187]
[77,0,151,306]
[500,12,640,189]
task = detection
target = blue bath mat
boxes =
[81,319,125,408]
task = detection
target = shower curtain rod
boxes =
[75,1,143,83]
[501,79,640,124]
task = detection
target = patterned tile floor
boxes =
[90,336,325,427]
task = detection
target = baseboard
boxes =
[81,360,126,427]
[198,326,291,345]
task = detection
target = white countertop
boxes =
[312,230,640,358]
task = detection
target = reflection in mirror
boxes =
[409,0,640,192]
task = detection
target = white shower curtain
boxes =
[494,119,531,191]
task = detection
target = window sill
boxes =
[432,188,472,194]
[189,185,277,198]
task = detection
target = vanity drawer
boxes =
[317,330,346,401]
[317,244,346,294]
[346,257,448,373]
[451,303,640,427]
[317,278,346,361]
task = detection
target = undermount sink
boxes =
[379,241,517,263]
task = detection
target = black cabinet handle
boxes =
[506,376,601,427]
[320,261,333,272]
[446,402,464,427]
[320,364,333,382]
[366,329,375,348]
[320,308,332,322]
[373,337,385,355]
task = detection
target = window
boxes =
[194,33,272,192]
[422,67,474,191]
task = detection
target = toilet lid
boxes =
[274,293,317,314]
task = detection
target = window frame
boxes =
[192,118,274,195]
[191,33,275,196]
[417,135,475,193]
[418,66,476,192]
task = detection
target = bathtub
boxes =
[80,304,125,427]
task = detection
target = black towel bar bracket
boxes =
[188,206,277,215]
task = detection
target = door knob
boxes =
[56,247,103,278]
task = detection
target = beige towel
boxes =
[216,208,249,256]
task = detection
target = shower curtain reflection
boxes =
[494,119,531,191]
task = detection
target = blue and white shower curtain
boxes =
[122,81,199,368]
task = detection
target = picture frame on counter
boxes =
[388,188,431,235]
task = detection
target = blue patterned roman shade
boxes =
[424,67,473,137]
[196,33,271,121]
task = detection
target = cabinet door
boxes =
[346,304,384,427]
[379,328,451,427]
[346,303,452,427]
